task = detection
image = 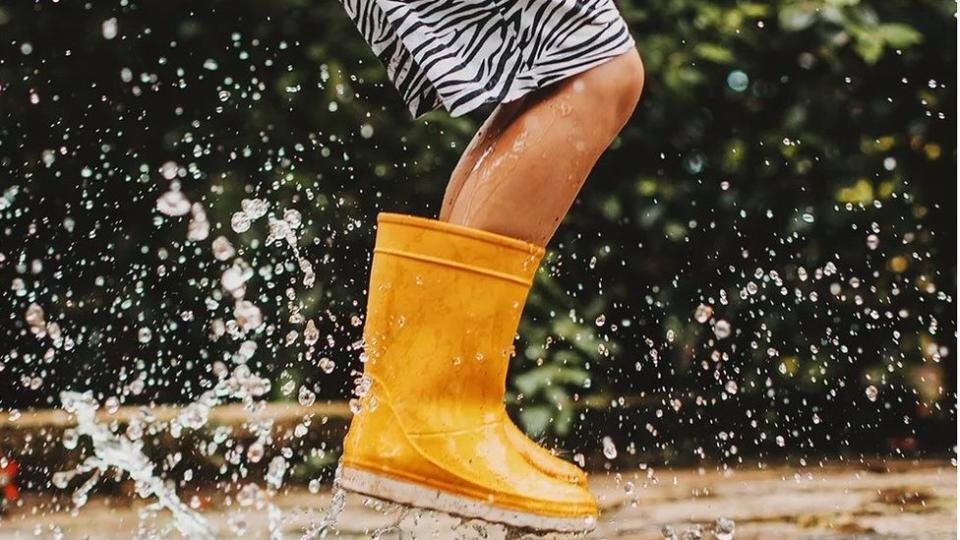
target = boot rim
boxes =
[378,213,546,257]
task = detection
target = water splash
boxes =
[661,518,735,540]
[300,463,347,539]
[266,209,316,288]
[54,351,280,538]
[57,391,214,539]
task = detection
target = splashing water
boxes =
[56,358,293,538]
[47,183,341,538]
[712,517,735,540]
[661,518,735,540]
[299,464,347,540]
[57,391,214,539]
[266,209,316,288]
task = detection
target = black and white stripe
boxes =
[339,0,635,117]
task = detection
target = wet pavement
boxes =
[0,461,954,539]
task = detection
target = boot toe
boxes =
[413,423,598,519]
[504,419,589,486]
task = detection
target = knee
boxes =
[610,49,645,122]
[578,49,644,127]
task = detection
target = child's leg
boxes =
[443,49,644,246]
[438,98,529,221]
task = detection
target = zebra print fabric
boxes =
[339,0,636,118]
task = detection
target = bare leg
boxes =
[438,98,529,221]
[443,49,645,246]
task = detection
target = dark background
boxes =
[0,0,955,468]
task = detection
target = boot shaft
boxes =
[359,213,544,428]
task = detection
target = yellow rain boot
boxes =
[340,213,598,532]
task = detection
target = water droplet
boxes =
[298,386,316,407]
[246,442,265,463]
[156,190,191,216]
[101,18,118,40]
[137,327,152,343]
[231,211,252,233]
[319,357,336,374]
[62,428,79,449]
[160,161,179,180]
[602,436,618,459]
[283,208,302,228]
[241,198,269,219]
[727,70,749,92]
[212,236,236,261]
[303,320,320,346]
[712,517,736,540]
[51,471,71,489]
[714,319,732,339]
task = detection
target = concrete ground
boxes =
[0,461,954,539]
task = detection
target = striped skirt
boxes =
[340,0,636,118]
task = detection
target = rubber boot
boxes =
[340,213,598,532]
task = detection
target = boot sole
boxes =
[339,466,597,533]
